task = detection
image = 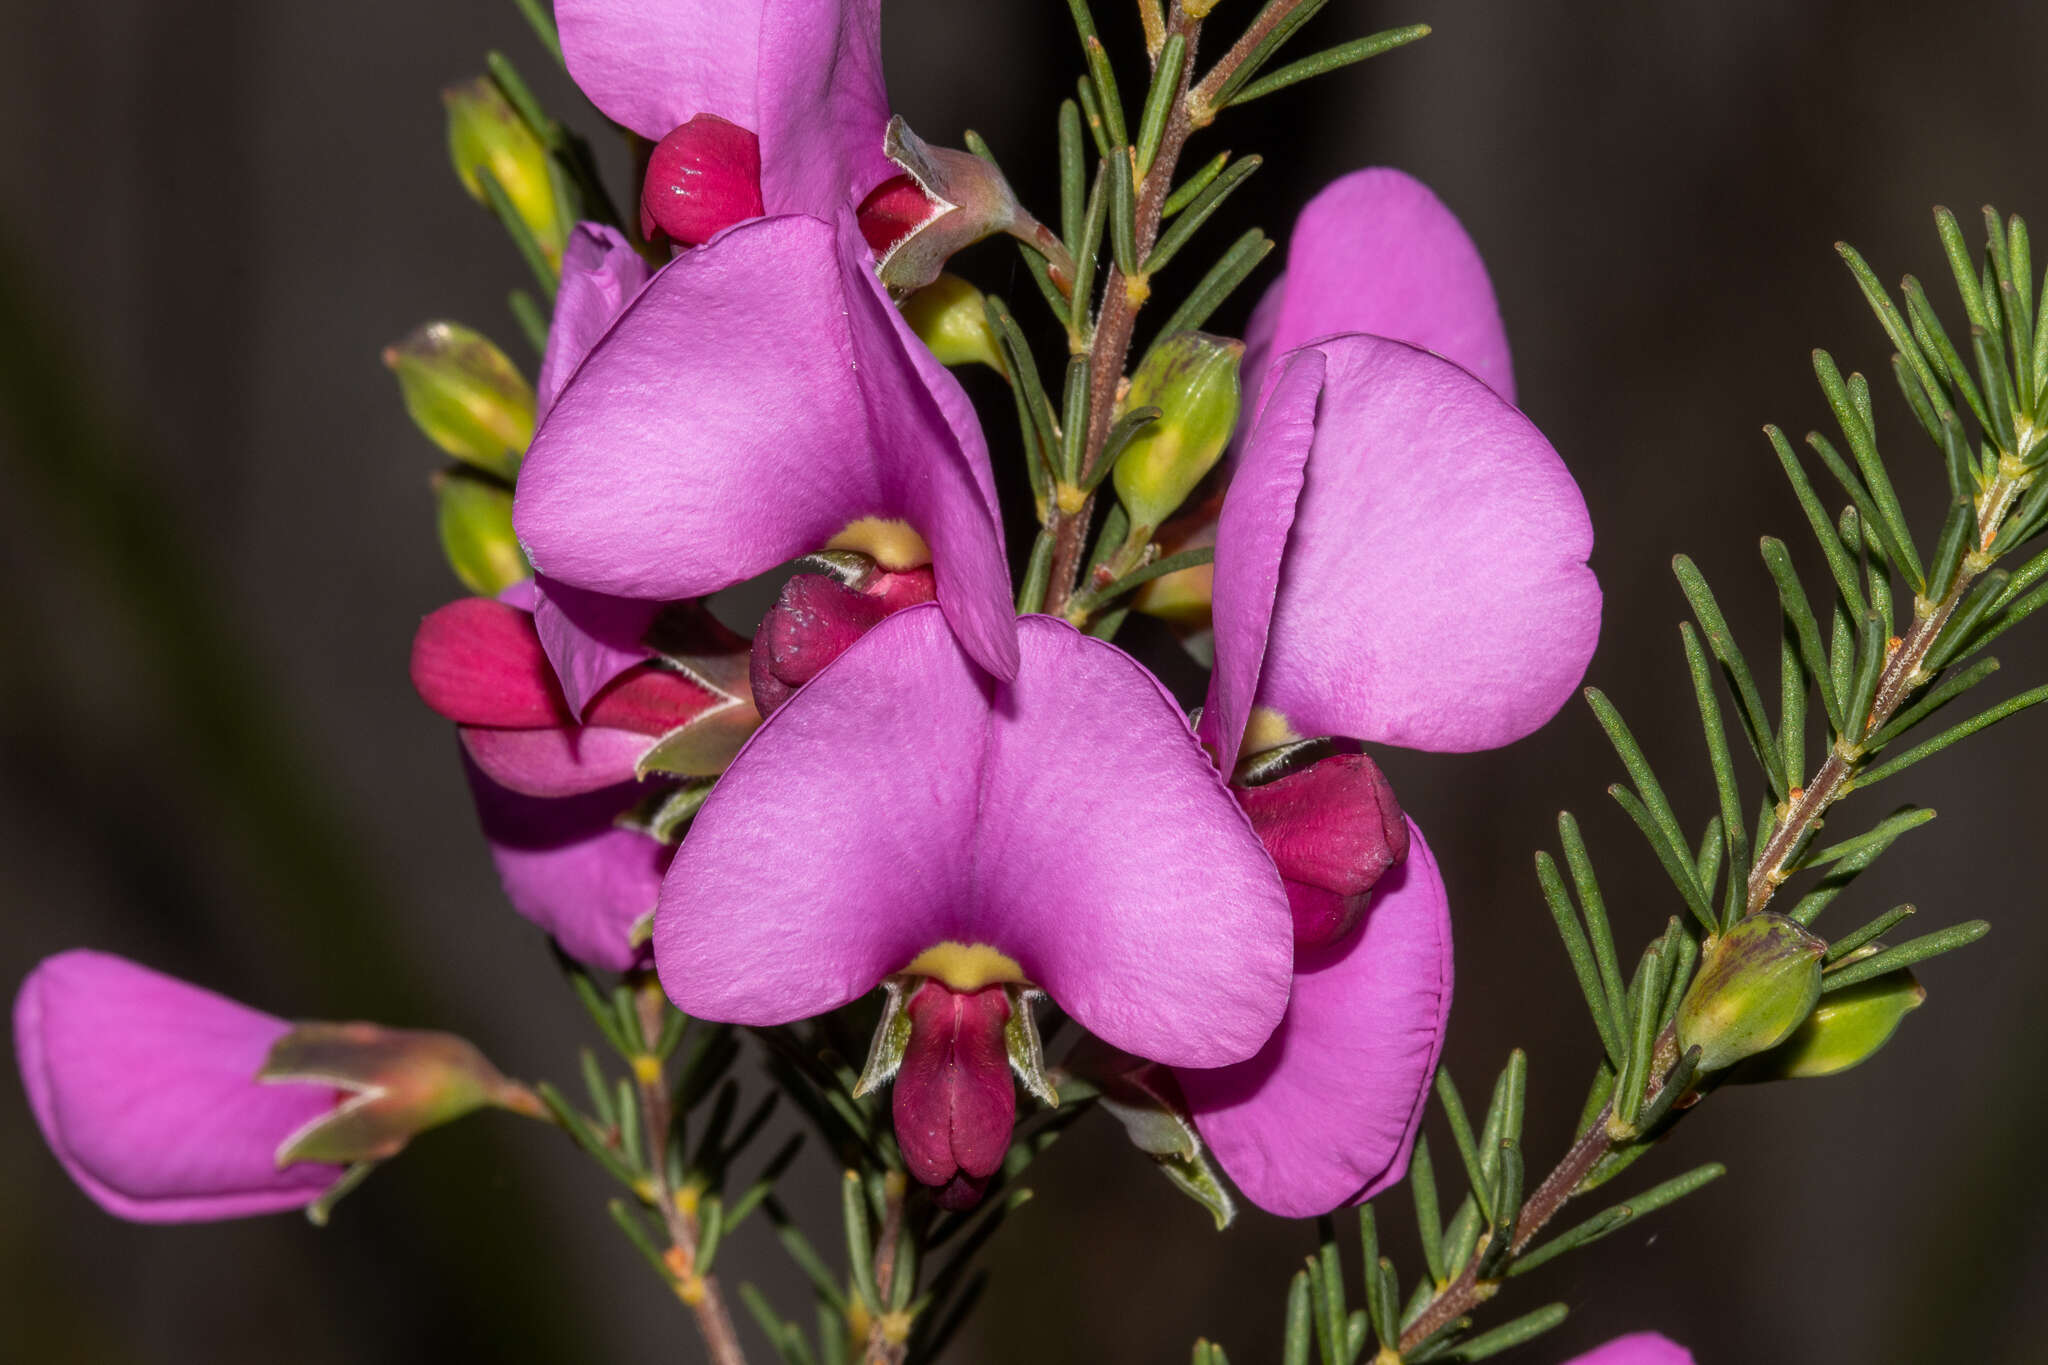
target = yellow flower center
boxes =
[828,518,931,570]
[903,941,1026,992]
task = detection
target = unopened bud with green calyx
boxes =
[1734,966,1925,1082]
[901,274,1005,375]
[1112,332,1242,536]
[435,467,530,595]
[1677,913,1826,1072]
[385,322,535,482]
[444,77,569,267]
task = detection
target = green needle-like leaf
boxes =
[1557,813,1629,1036]
[1814,351,1923,587]
[1151,228,1273,342]
[1825,904,1915,963]
[1449,1303,1568,1360]
[1792,806,1936,873]
[1207,0,1339,107]
[1680,624,1752,928]
[1228,25,1433,107]
[1608,784,1717,932]
[1083,35,1129,148]
[1821,920,1990,991]
[1058,99,1085,251]
[1536,852,1628,1068]
[1144,154,1262,277]
[1838,240,1951,425]
[1433,1068,1492,1223]
[1674,556,1787,798]
[1851,683,2048,787]
[1410,1135,1446,1287]
[1164,151,1230,219]
[1134,32,1186,178]
[1283,1270,1313,1365]
[1766,426,1868,623]
[1108,150,1139,277]
[1924,569,2009,673]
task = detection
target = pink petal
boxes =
[463,756,667,972]
[1217,334,1599,756]
[531,577,660,718]
[557,0,762,140]
[15,951,342,1222]
[1199,349,1324,760]
[655,607,1291,1067]
[757,0,894,216]
[515,213,1017,680]
[537,223,653,421]
[1179,820,1451,1218]
[412,596,575,729]
[1566,1335,1696,1365]
[1243,168,1515,408]
[459,723,651,797]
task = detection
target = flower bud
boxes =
[385,322,536,482]
[863,117,1071,296]
[892,980,1014,1210]
[1234,752,1408,949]
[257,1020,539,1166]
[1132,495,1219,660]
[444,77,569,266]
[748,563,937,717]
[1112,333,1243,535]
[1734,967,1925,1081]
[641,113,765,247]
[900,274,1006,374]
[1676,914,1826,1072]
[434,468,529,596]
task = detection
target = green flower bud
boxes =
[435,468,530,596]
[384,322,536,481]
[1735,967,1925,1081]
[444,77,568,266]
[901,274,1005,375]
[1677,913,1826,1071]
[1111,332,1243,535]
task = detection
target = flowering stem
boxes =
[630,984,751,1365]
[863,1173,911,1365]
[1746,460,2031,915]
[1044,3,1203,616]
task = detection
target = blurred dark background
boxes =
[4,1,2045,1360]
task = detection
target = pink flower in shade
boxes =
[652,606,1295,1206]
[410,583,751,970]
[1172,171,1601,1219]
[515,213,1021,684]
[15,951,346,1222]
[1564,1334,1695,1365]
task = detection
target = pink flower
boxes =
[15,952,346,1222]
[1564,1333,1695,1365]
[1176,170,1601,1218]
[652,607,1295,1203]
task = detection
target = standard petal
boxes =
[1243,168,1515,406]
[537,223,652,420]
[757,0,894,216]
[1179,821,1451,1219]
[462,757,667,971]
[1565,1335,1696,1365]
[531,577,659,717]
[655,607,1291,1066]
[15,951,342,1222]
[557,0,762,140]
[515,214,1017,679]
[1236,335,1599,755]
[1198,349,1325,760]
[460,724,652,797]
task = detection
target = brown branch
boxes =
[631,985,750,1365]
[863,1173,911,1365]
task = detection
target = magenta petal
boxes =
[15,951,343,1222]
[1566,1335,1696,1365]
[1199,349,1325,760]
[537,223,652,421]
[531,577,659,718]
[1179,820,1451,1218]
[655,607,1292,1066]
[1243,168,1515,406]
[459,724,651,797]
[516,214,1017,680]
[557,0,762,140]
[757,0,894,216]
[462,756,665,971]
[1230,335,1599,755]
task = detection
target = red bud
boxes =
[856,173,938,256]
[640,114,765,247]
[1235,753,1409,949]
[748,567,936,717]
